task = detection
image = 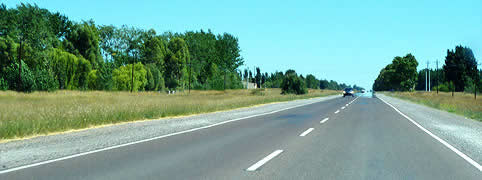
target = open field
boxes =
[0,89,338,140]
[382,91,482,121]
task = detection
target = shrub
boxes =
[436,83,450,92]
[4,61,35,92]
[281,70,307,95]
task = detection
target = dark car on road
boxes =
[343,88,355,97]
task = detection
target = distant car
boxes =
[361,89,365,93]
[343,88,355,97]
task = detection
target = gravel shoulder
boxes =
[377,94,482,164]
[0,95,338,170]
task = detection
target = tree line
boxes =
[0,3,244,92]
[0,3,359,94]
[244,67,364,94]
[373,45,480,94]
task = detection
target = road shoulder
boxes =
[376,94,482,164]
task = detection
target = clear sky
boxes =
[4,0,482,89]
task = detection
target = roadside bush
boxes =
[281,70,307,95]
[436,83,450,92]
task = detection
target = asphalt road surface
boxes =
[1,94,480,180]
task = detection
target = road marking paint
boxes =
[341,106,345,110]
[346,104,349,106]
[299,128,314,137]
[246,150,283,171]
[320,118,329,124]
[334,110,340,114]
[0,96,338,174]
[378,97,482,172]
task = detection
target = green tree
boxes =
[112,62,147,91]
[265,71,283,88]
[0,35,17,75]
[140,29,166,66]
[98,25,117,63]
[443,45,478,91]
[164,37,189,90]
[4,61,35,92]
[215,33,244,90]
[373,54,418,91]
[319,79,329,89]
[183,30,218,88]
[305,74,319,89]
[144,63,164,91]
[49,48,91,90]
[66,21,103,69]
[255,67,261,88]
[281,69,307,95]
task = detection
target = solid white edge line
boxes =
[299,128,314,137]
[334,110,340,114]
[246,150,283,171]
[378,96,482,172]
[320,118,329,124]
[0,96,336,174]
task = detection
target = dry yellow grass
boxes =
[383,91,482,121]
[0,89,338,140]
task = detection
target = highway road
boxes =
[1,94,481,180]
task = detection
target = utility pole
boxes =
[426,61,428,92]
[428,61,431,92]
[253,66,256,89]
[436,60,439,94]
[188,59,191,94]
[476,62,481,100]
[246,68,248,89]
[131,53,135,93]
[18,37,23,91]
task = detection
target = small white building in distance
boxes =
[242,82,257,89]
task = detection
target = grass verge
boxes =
[0,89,338,141]
[382,91,481,122]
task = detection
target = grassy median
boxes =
[383,91,482,121]
[0,89,338,141]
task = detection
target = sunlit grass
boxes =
[383,91,482,121]
[0,89,338,140]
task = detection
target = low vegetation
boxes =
[383,91,481,121]
[0,89,338,141]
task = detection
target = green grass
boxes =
[0,89,338,141]
[383,91,482,122]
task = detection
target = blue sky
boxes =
[4,0,482,89]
